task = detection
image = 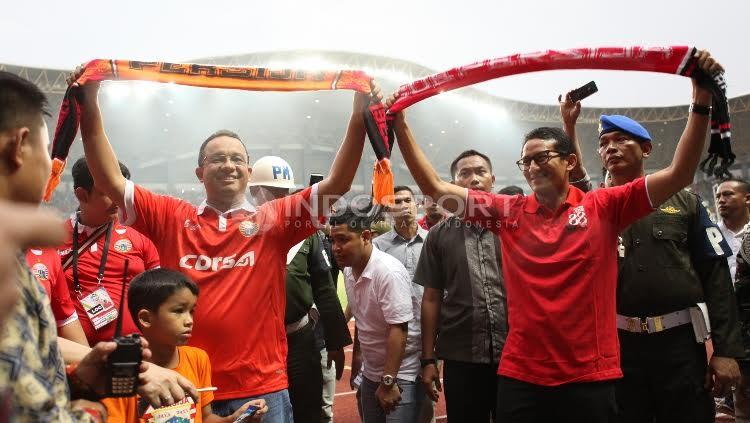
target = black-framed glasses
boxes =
[202,154,248,167]
[515,150,566,171]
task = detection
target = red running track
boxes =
[331,320,447,422]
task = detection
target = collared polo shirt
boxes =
[343,247,420,383]
[464,177,654,386]
[718,219,749,281]
[58,216,160,344]
[373,226,428,359]
[418,215,443,230]
[119,180,320,400]
[25,248,78,328]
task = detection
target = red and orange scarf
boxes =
[389,46,733,179]
[46,60,394,204]
[48,48,734,206]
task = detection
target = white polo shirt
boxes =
[344,247,419,382]
[718,220,750,281]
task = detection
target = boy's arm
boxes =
[202,399,268,422]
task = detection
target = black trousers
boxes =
[286,321,323,423]
[443,360,499,423]
[616,324,714,423]
[496,375,616,423]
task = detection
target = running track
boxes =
[331,320,447,422]
[330,325,730,422]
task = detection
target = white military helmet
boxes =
[248,156,296,189]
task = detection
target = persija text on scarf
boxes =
[45,59,395,204]
[388,46,732,179]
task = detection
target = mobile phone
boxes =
[568,81,598,103]
[309,173,324,186]
[233,405,260,423]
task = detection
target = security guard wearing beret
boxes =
[596,114,743,422]
[731,229,750,421]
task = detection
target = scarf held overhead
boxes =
[388,46,733,179]
[46,60,395,205]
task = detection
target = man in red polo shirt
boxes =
[59,157,160,345]
[388,50,722,421]
[25,247,89,346]
[417,196,446,230]
[72,67,380,421]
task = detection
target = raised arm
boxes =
[68,68,127,209]
[316,81,382,214]
[559,91,590,190]
[385,96,468,214]
[646,50,723,206]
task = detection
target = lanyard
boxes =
[72,213,114,295]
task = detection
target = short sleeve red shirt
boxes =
[25,248,78,327]
[59,218,160,344]
[118,180,320,400]
[464,177,653,386]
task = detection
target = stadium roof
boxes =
[2,0,748,107]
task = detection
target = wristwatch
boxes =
[689,103,712,116]
[420,358,437,368]
[381,374,395,387]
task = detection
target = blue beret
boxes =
[598,115,652,142]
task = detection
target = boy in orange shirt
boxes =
[103,269,267,422]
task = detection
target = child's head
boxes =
[128,268,199,347]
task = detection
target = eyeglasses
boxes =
[515,150,566,171]
[202,154,248,167]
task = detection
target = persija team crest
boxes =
[114,239,133,253]
[32,263,50,281]
[238,221,259,237]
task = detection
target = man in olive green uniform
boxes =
[595,113,743,422]
[284,229,351,421]
[248,156,351,422]
[731,230,750,421]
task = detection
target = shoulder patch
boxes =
[660,206,681,214]
[31,263,50,281]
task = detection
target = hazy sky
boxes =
[2,0,748,107]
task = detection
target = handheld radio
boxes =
[105,259,143,396]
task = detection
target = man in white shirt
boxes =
[330,205,424,422]
[372,186,433,423]
[716,179,750,280]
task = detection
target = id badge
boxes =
[353,372,363,389]
[79,287,118,330]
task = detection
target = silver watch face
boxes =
[381,375,394,386]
